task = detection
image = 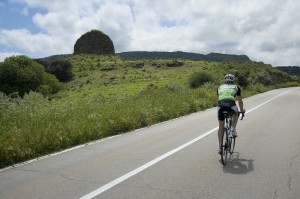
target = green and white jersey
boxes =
[217,84,241,101]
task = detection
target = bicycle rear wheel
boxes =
[220,129,228,165]
[229,136,235,154]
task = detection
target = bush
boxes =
[0,56,63,97]
[251,83,268,93]
[37,73,63,96]
[46,60,74,82]
[37,59,74,82]
[276,81,300,88]
[237,75,249,89]
[188,72,213,88]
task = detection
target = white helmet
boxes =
[224,74,235,83]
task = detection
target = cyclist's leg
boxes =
[218,120,225,146]
[217,107,225,147]
[231,105,239,135]
[231,105,239,137]
[218,119,224,154]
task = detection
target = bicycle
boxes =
[220,111,245,165]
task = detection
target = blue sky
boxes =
[1,0,300,66]
[0,0,46,56]
[0,1,43,31]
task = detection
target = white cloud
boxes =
[0,52,21,62]
[0,29,67,54]
[1,0,300,66]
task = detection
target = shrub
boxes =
[0,56,63,97]
[277,81,300,88]
[37,73,63,96]
[47,60,74,82]
[188,72,213,88]
[37,59,74,82]
[165,83,184,93]
[237,75,249,89]
[251,83,268,93]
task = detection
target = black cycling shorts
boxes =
[217,100,238,121]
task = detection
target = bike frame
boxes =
[220,111,233,165]
[220,111,244,165]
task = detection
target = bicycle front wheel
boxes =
[220,129,228,165]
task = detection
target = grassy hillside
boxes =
[277,66,300,77]
[0,54,299,168]
[116,51,250,61]
[59,55,297,98]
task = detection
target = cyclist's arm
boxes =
[236,95,244,112]
[236,85,244,112]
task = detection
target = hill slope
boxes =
[0,54,299,169]
[117,51,250,61]
[277,66,300,77]
[39,51,250,63]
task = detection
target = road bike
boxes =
[220,111,245,165]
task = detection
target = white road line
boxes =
[245,89,291,114]
[79,89,292,199]
[79,128,217,199]
[80,127,217,199]
[0,134,122,173]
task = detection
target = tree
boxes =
[0,56,63,96]
[47,60,74,82]
[36,59,74,82]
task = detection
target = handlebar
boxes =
[238,110,245,120]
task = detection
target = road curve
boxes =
[0,87,299,199]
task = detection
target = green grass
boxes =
[0,87,216,167]
[0,54,299,168]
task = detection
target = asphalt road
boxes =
[1,87,299,199]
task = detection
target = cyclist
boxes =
[217,74,245,154]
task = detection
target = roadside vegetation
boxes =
[0,54,299,168]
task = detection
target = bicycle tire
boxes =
[229,136,235,154]
[221,128,228,165]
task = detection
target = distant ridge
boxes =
[117,51,250,62]
[277,66,300,77]
[39,51,250,62]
